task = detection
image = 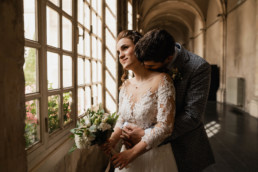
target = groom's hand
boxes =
[121,125,144,149]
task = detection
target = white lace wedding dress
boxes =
[114,75,178,172]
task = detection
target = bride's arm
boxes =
[112,74,176,169]
[109,127,122,146]
[141,74,175,149]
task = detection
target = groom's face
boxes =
[143,61,166,71]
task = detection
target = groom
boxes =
[121,29,215,172]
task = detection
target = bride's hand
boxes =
[99,138,116,156]
[111,149,136,170]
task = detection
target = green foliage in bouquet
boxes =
[69,106,118,153]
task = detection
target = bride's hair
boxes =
[117,30,142,86]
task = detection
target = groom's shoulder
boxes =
[183,49,210,68]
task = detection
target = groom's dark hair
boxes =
[135,28,175,63]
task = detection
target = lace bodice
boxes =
[115,74,176,149]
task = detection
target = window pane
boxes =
[77,26,84,55]
[105,92,116,112]
[85,86,91,110]
[85,60,91,84]
[98,84,102,104]
[63,55,72,87]
[77,58,84,85]
[105,71,116,98]
[47,7,60,47]
[106,0,116,16]
[85,32,90,57]
[128,70,133,79]
[84,4,90,29]
[97,0,102,16]
[105,8,116,35]
[92,13,97,34]
[105,50,116,77]
[48,95,60,133]
[24,47,38,94]
[105,28,116,55]
[97,39,102,60]
[92,37,97,58]
[78,88,85,116]
[97,62,102,82]
[62,0,72,15]
[97,17,102,37]
[63,91,72,125]
[92,0,97,11]
[92,61,97,83]
[62,16,72,51]
[78,0,83,24]
[49,0,59,6]
[47,52,60,89]
[92,85,97,106]
[24,0,37,41]
[25,99,40,148]
[128,1,132,29]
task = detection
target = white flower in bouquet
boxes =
[75,134,90,149]
[98,122,112,131]
[89,124,97,132]
[69,106,118,153]
[83,115,91,127]
[102,114,109,123]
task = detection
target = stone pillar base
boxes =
[217,88,226,103]
[249,98,258,118]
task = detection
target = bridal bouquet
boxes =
[69,107,118,153]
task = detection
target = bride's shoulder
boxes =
[152,72,172,83]
[121,78,134,89]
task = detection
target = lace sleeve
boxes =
[141,75,176,149]
[114,85,126,129]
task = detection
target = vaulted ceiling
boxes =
[137,0,222,45]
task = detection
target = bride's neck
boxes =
[132,65,152,82]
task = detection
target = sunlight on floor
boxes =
[205,121,221,138]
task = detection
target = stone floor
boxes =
[203,102,258,172]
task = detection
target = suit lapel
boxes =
[173,47,190,70]
[170,47,189,86]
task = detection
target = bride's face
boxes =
[117,38,140,70]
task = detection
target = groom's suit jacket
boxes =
[168,46,215,172]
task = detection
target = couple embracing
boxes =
[102,29,215,172]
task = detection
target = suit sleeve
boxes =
[171,61,211,140]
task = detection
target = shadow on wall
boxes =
[208,65,220,101]
[75,147,109,172]
[52,146,109,172]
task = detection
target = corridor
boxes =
[204,102,258,172]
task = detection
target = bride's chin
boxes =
[123,65,131,70]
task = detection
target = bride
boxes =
[103,30,178,172]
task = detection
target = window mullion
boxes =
[40,0,49,146]
[60,0,64,128]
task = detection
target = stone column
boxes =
[249,0,258,118]
[217,1,227,103]
[0,0,27,171]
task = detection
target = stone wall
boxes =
[226,0,256,111]
[33,142,109,172]
[0,0,27,171]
